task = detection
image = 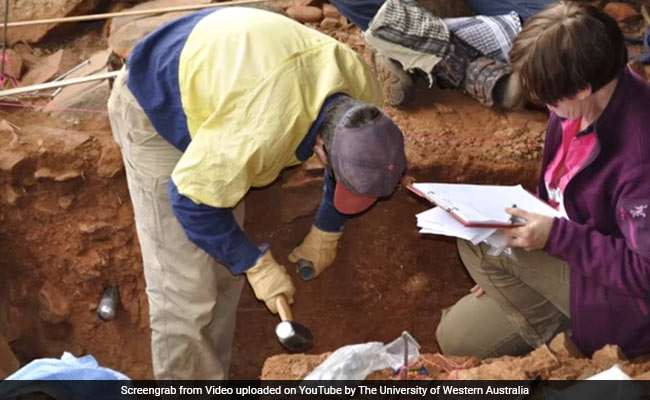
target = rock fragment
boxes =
[286,6,323,23]
[320,17,340,29]
[20,50,63,86]
[592,344,628,370]
[603,2,638,21]
[322,4,341,19]
[34,168,83,182]
[96,143,124,178]
[549,332,585,359]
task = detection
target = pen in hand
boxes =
[509,204,519,225]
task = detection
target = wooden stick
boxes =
[275,295,292,322]
[0,70,119,97]
[4,0,270,28]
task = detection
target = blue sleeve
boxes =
[314,169,349,233]
[461,0,554,22]
[168,180,263,274]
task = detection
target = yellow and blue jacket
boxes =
[127,7,382,273]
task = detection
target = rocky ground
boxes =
[262,334,650,380]
[0,0,648,381]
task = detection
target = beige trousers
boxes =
[436,239,571,358]
[107,68,245,380]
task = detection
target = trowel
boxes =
[275,295,313,352]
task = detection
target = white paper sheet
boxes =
[413,183,562,225]
[416,207,496,244]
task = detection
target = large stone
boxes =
[0,0,102,45]
[286,6,323,23]
[20,49,63,86]
[604,2,638,21]
[108,0,211,59]
[44,50,113,117]
[0,332,19,379]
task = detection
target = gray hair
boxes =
[320,96,379,152]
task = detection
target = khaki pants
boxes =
[436,239,571,358]
[107,68,245,379]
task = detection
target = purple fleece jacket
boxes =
[540,68,650,357]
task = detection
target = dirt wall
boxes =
[0,84,544,379]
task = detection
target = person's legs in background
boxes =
[108,68,245,380]
[328,0,386,30]
[462,0,555,22]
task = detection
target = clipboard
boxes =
[407,183,530,228]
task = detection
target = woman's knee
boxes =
[436,293,532,358]
[436,309,470,356]
[436,295,485,356]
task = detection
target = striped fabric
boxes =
[444,12,522,62]
[370,0,450,57]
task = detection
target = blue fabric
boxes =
[314,169,349,232]
[330,0,554,30]
[462,0,554,21]
[168,180,263,274]
[127,8,218,152]
[0,352,132,400]
[329,0,385,30]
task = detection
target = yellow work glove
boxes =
[288,225,343,279]
[245,251,295,314]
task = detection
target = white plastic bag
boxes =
[304,333,421,380]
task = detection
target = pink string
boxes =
[0,53,19,88]
[392,365,410,380]
[419,353,472,379]
[0,101,108,114]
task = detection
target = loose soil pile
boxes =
[262,334,650,380]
